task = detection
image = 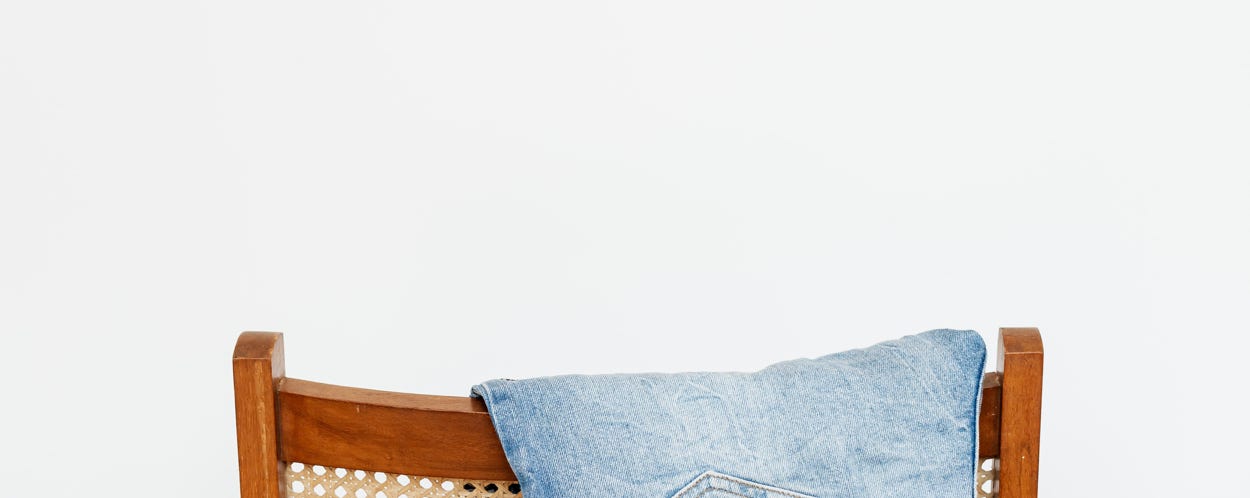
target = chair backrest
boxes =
[234,328,1042,498]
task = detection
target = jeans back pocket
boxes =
[671,471,817,498]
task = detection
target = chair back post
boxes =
[997,327,1044,498]
[234,332,287,498]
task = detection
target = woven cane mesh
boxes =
[285,462,521,498]
[286,459,998,497]
[977,458,999,498]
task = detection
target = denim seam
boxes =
[697,486,750,498]
[473,383,528,492]
[970,345,987,497]
[671,471,814,498]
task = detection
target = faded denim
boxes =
[471,329,986,498]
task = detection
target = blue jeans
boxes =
[471,329,986,498]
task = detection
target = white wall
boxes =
[2,1,1247,496]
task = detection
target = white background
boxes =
[2,1,1247,496]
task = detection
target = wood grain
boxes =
[234,332,287,498]
[978,372,1003,458]
[997,327,1044,498]
[277,378,515,481]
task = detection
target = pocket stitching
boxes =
[672,471,814,498]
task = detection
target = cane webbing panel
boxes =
[286,460,999,498]
[285,462,522,498]
[977,458,1000,498]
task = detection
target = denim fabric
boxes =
[672,471,817,498]
[471,329,986,498]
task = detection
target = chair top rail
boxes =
[235,329,1042,483]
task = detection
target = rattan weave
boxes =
[285,462,521,498]
[977,457,1000,498]
[286,459,999,497]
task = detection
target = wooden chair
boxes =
[234,328,1043,498]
